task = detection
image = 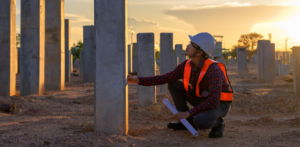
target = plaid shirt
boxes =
[138,57,230,116]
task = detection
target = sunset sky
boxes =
[15,0,300,51]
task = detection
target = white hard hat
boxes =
[188,32,215,56]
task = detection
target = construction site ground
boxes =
[1,63,300,147]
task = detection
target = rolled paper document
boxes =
[163,99,198,137]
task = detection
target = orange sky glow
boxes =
[14,0,300,51]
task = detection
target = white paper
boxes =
[163,99,198,137]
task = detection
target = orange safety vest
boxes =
[183,59,233,102]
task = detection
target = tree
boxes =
[155,51,160,59]
[230,45,238,59]
[237,32,264,60]
[16,33,20,47]
[71,40,83,61]
[237,32,264,51]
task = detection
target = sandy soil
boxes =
[1,64,300,147]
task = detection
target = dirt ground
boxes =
[1,63,300,147]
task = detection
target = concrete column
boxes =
[94,0,128,135]
[83,26,96,83]
[15,48,18,74]
[71,54,73,73]
[20,0,45,96]
[268,43,276,79]
[294,59,300,94]
[128,44,132,72]
[17,47,20,74]
[275,60,281,75]
[231,58,236,65]
[250,57,253,64]
[132,43,138,72]
[278,64,289,76]
[292,46,300,59]
[45,0,65,91]
[137,33,156,105]
[237,48,247,75]
[65,19,71,82]
[287,52,290,65]
[217,57,223,63]
[172,55,177,68]
[283,52,286,65]
[160,33,173,93]
[257,41,275,82]
[0,0,16,96]
[175,44,183,63]
[253,54,258,64]
[79,52,83,76]
[182,50,187,61]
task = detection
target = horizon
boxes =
[15,0,300,51]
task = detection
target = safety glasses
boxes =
[189,41,200,50]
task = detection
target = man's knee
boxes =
[193,114,215,130]
[168,80,184,90]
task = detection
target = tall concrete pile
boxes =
[257,40,276,81]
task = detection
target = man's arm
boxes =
[136,60,187,86]
[188,64,223,116]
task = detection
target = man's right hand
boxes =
[128,74,140,84]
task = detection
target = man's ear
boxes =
[196,50,202,57]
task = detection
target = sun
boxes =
[293,0,300,5]
[250,9,300,48]
[279,11,300,38]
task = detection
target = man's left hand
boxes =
[174,111,191,121]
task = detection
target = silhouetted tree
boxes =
[71,40,83,61]
[237,32,264,59]
[156,51,160,59]
[237,32,264,51]
[16,33,20,47]
[230,45,238,59]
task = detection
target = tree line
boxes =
[229,32,264,60]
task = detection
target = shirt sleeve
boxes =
[188,64,223,116]
[138,60,187,86]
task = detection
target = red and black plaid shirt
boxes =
[138,57,230,116]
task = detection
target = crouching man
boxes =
[128,32,233,138]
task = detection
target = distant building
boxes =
[211,42,223,59]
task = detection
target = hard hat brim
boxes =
[189,35,200,47]
[188,35,193,42]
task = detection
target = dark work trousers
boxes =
[168,81,231,130]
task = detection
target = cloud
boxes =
[67,0,93,2]
[65,13,93,23]
[170,2,255,10]
[165,16,194,28]
[128,17,193,45]
[128,17,159,29]
[128,17,188,33]
[164,4,300,47]
[128,0,230,5]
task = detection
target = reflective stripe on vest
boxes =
[183,59,233,102]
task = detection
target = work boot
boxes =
[167,117,197,130]
[208,119,225,138]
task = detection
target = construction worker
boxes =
[128,32,233,138]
